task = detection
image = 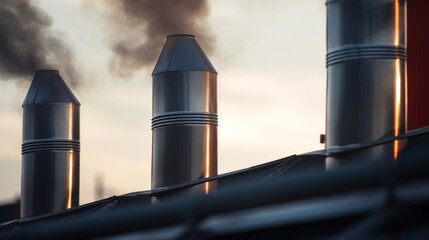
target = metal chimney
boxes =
[21,70,80,217]
[325,0,406,167]
[151,34,218,193]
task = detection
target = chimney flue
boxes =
[21,70,80,217]
[325,0,406,166]
[151,34,218,194]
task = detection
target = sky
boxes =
[0,0,326,204]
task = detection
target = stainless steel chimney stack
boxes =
[325,0,406,167]
[151,34,217,193]
[21,70,80,217]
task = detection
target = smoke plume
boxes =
[0,0,79,86]
[103,0,215,77]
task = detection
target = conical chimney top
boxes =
[22,70,80,107]
[152,34,217,75]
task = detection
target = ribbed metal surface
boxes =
[152,35,218,192]
[152,112,218,129]
[21,70,80,217]
[326,45,406,66]
[22,139,80,154]
[325,0,406,166]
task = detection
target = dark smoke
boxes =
[0,0,79,86]
[104,0,215,77]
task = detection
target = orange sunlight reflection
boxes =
[393,0,401,160]
[204,130,210,195]
[67,154,73,209]
[204,75,211,195]
[394,0,400,46]
[394,58,401,160]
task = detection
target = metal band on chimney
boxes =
[22,139,80,154]
[152,112,218,129]
[326,44,406,66]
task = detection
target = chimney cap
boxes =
[166,34,195,38]
[35,69,59,73]
[22,70,80,107]
[152,34,217,75]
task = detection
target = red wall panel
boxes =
[407,0,429,130]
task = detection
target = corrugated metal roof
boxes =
[1,129,429,239]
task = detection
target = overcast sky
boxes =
[0,0,326,204]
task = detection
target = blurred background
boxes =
[0,0,325,204]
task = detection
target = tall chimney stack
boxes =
[325,0,406,167]
[151,34,218,193]
[21,70,80,217]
